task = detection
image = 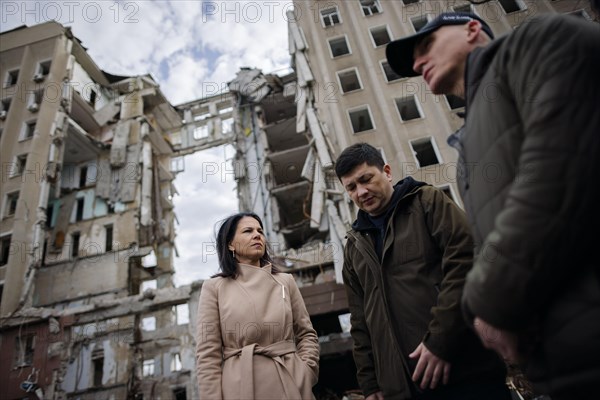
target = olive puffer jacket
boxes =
[456,14,600,398]
[343,179,505,399]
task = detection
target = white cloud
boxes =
[2,0,293,286]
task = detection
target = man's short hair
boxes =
[386,12,494,78]
[335,143,384,179]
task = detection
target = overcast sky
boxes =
[1,0,293,285]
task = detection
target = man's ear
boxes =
[465,20,482,43]
[383,164,393,181]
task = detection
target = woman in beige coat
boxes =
[196,212,320,399]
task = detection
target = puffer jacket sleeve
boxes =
[342,244,380,397]
[419,186,475,361]
[288,274,320,383]
[196,278,223,399]
[463,15,600,331]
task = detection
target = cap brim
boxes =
[386,28,433,78]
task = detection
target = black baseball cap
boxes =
[386,12,494,78]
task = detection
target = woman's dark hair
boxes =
[335,142,385,180]
[212,212,277,279]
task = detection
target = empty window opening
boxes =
[92,350,104,387]
[175,304,190,325]
[140,279,157,293]
[338,69,362,93]
[381,61,402,82]
[411,137,440,167]
[105,225,113,252]
[370,26,391,47]
[23,120,36,140]
[75,198,85,221]
[411,15,429,32]
[14,334,35,367]
[88,89,97,107]
[395,96,422,121]
[38,60,52,76]
[171,353,182,372]
[15,154,27,176]
[143,359,154,376]
[321,7,341,27]
[173,387,187,400]
[71,232,80,258]
[349,107,374,133]
[6,192,19,217]
[222,118,234,134]
[218,106,233,115]
[79,166,88,188]
[361,0,381,16]
[1,98,11,114]
[193,111,210,121]
[142,316,156,331]
[1,235,12,266]
[498,0,526,13]
[193,125,209,140]
[28,90,43,112]
[445,95,466,110]
[329,36,350,58]
[402,0,420,4]
[5,69,19,87]
[46,204,54,228]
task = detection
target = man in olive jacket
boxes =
[386,11,600,400]
[335,143,508,400]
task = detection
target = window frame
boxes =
[4,191,19,218]
[336,67,364,94]
[360,0,382,16]
[347,105,376,134]
[327,35,352,58]
[369,24,393,48]
[4,69,20,88]
[394,95,424,122]
[380,60,404,83]
[409,136,443,168]
[320,6,342,28]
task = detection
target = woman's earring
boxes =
[231,249,235,259]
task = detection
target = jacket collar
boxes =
[464,36,506,118]
[237,262,272,280]
[352,177,426,232]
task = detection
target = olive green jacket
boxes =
[343,181,504,399]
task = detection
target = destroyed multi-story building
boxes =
[0,22,199,400]
[2,1,596,400]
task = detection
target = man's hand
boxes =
[409,342,451,390]
[365,391,384,400]
[473,317,521,364]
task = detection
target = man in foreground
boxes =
[335,143,509,399]
[386,11,600,399]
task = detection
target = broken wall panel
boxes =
[110,121,131,167]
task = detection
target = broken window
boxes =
[320,7,341,27]
[141,316,156,331]
[27,90,43,112]
[175,304,190,325]
[14,334,35,367]
[445,95,466,110]
[370,25,391,47]
[0,235,12,266]
[142,359,154,376]
[37,60,52,77]
[402,0,419,4]
[194,110,210,121]
[328,36,350,58]
[5,191,19,217]
[410,137,441,168]
[337,69,362,94]
[171,353,182,372]
[395,95,422,121]
[381,61,402,82]
[498,0,526,13]
[4,69,19,87]
[92,349,104,387]
[360,0,381,16]
[170,157,185,173]
[411,15,429,32]
[88,88,98,108]
[105,224,113,252]
[348,107,374,133]
[14,154,27,176]
[71,232,80,258]
[218,106,233,115]
[22,120,36,140]
[79,166,88,188]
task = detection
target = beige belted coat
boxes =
[196,263,319,399]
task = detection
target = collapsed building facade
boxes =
[0,22,199,400]
[1,1,595,400]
